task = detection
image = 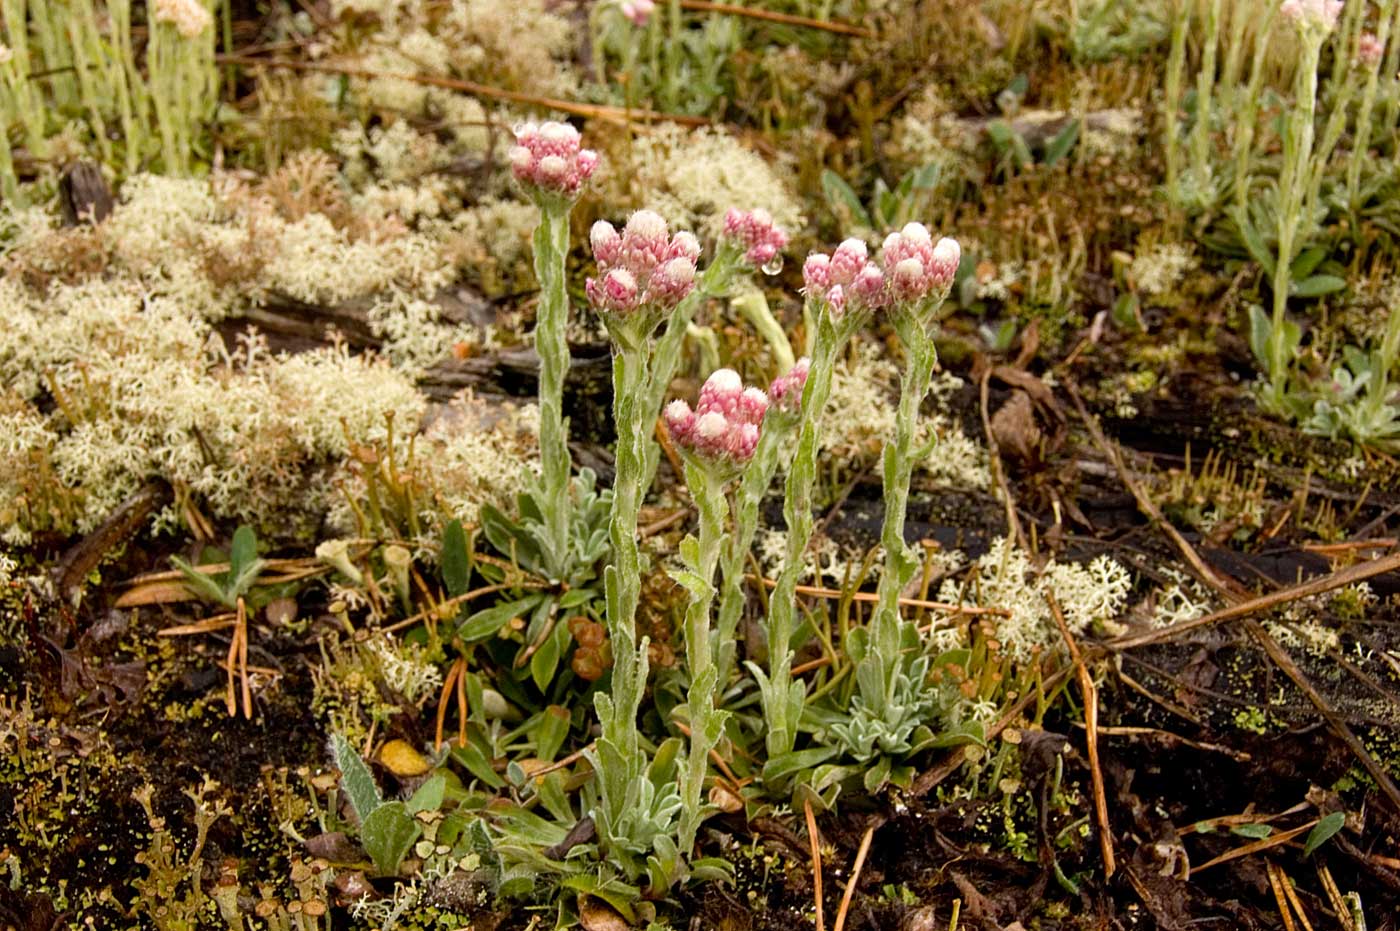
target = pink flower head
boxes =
[1358,32,1385,66]
[668,368,768,464]
[803,254,832,294]
[880,224,960,304]
[1280,0,1342,30]
[585,268,639,314]
[767,357,810,415]
[587,210,699,315]
[721,207,789,268]
[511,121,598,199]
[803,239,887,317]
[620,0,655,24]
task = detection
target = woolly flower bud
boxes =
[880,226,960,305]
[1280,0,1342,30]
[802,254,832,294]
[665,399,697,443]
[591,221,622,266]
[739,387,770,425]
[585,268,640,314]
[625,209,669,245]
[829,238,869,286]
[768,358,810,415]
[646,256,697,307]
[670,369,769,464]
[1358,32,1384,66]
[721,207,789,268]
[668,231,702,263]
[511,120,597,198]
[826,284,847,318]
[155,0,213,38]
[851,264,888,308]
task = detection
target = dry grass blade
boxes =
[1316,864,1355,931]
[1108,550,1400,650]
[832,823,874,931]
[1267,860,1300,931]
[1047,590,1115,878]
[804,799,826,931]
[747,574,1010,615]
[1189,819,1317,875]
[979,367,1028,552]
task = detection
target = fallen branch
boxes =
[681,0,873,37]
[215,55,709,126]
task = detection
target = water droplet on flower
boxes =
[761,254,784,276]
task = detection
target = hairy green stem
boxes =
[715,408,795,685]
[869,310,939,702]
[1188,0,1223,206]
[1231,2,1280,212]
[676,460,728,857]
[1348,0,1399,208]
[590,339,652,857]
[531,207,574,579]
[1268,28,1323,406]
[756,306,860,758]
[1164,0,1190,207]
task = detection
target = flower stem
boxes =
[531,206,574,578]
[758,306,858,759]
[677,460,728,856]
[870,310,939,701]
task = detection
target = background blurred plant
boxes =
[0,0,221,196]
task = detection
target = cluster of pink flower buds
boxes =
[510,121,599,199]
[767,358,810,416]
[619,0,655,24]
[880,223,961,304]
[1357,32,1385,66]
[665,369,768,463]
[721,208,789,268]
[587,210,700,315]
[802,239,888,318]
[1280,0,1342,30]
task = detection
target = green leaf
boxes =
[171,557,234,608]
[362,801,420,876]
[558,588,595,609]
[1230,822,1272,839]
[1303,811,1346,856]
[229,526,258,582]
[534,705,572,763]
[441,519,472,598]
[407,773,447,815]
[763,746,839,782]
[1290,245,1328,280]
[1248,305,1273,371]
[530,619,569,692]
[821,169,873,231]
[1043,118,1080,166]
[1291,274,1347,297]
[1231,208,1276,279]
[986,120,1032,169]
[458,595,544,643]
[330,734,381,824]
[450,741,506,789]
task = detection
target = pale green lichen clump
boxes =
[0,121,563,543]
[623,126,806,238]
[937,537,1133,661]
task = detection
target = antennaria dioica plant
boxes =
[0,0,219,195]
[840,228,961,766]
[752,239,890,762]
[508,122,600,580]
